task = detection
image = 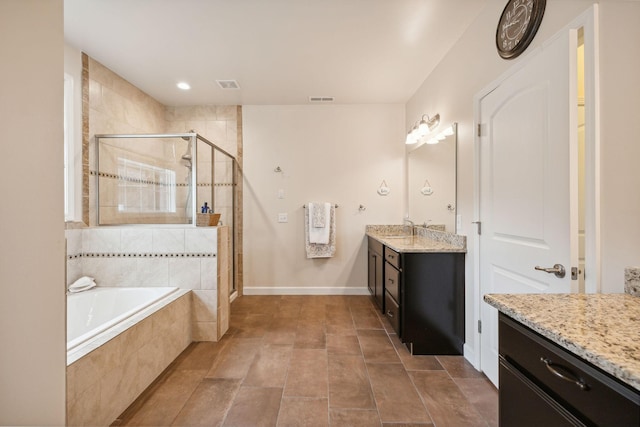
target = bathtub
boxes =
[66,286,192,426]
[67,286,180,352]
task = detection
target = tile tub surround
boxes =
[67,290,191,426]
[484,293,640,392]
[625,267,640,296]
[66,226,230,341]
[366,224,466,253]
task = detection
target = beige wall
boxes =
[242,104,405,292]
[406,0,640,360]
[0,0,66,424]
[598,2,640,293]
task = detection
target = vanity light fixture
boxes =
[405,113,440,145]
[426,124,454,145]
[177,82,191,90]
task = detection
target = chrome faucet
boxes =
[403,218,415,235]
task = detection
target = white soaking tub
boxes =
[66,286,192,426]
[67,286,180,352]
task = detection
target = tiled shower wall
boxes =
[66,226,219,340]
[88,57,240,229]
[85,55,242,293]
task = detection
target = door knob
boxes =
[534,264,566,278]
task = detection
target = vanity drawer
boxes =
[384,247,400,270]
[499,314,640,426]
[384,291,400,335]
[385,263,400,303]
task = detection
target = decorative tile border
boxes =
[91,170,235,187]
[67,252,216,260]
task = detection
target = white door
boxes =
[478,32,578,386]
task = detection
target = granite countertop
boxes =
[366,225,466,254]
[484,293,640,391]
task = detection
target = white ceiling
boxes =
[64,0,487,106]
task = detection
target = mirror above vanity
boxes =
[407,122,457,233]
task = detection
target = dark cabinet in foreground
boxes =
[499,314,640,426]
[367,237,465,355]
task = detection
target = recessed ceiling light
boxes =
[177,82,191,90]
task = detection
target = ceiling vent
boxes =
[216,80,240,90]
[309,96,335,103]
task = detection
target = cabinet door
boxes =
[500,357,585,427]
[374,252,383,311]
[403,253,465,354]
[368,250,376,296]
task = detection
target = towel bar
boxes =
[303,204,339,208]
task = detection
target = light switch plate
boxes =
[278,213,288,223]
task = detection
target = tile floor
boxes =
[113,295,498,427]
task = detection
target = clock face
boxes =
[496,0,546,59]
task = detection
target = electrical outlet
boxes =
[456,215,462,230]
[278,213,288,223]
[277,189,285,199]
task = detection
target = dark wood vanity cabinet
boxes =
[499,314,640,426]
[368,237,465,355]
[367,237,384,311]
[401,251,465,355]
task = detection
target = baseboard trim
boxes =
[463,343,480,370]
[243,286,370,296]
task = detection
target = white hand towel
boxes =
[305,203,336,258]
[308,202,331,244]
[311,202,326,228]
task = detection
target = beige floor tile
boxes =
[410,370,487,427]
[357,329,400,363]
[436,355,485,379]
[329,409,381,426]
[205,337,262,379]
[276,397,329,427]
[243,344,293,388]
[327,334,362,356]
[120,369,205,426]
[389,334,444,371]
[454,377,499,427]
[223,386,282,427]
[366,363,431,424]
[284,348,328,398]
[328,355,375,410]
[117,296,497,427]
[171,378,241,427]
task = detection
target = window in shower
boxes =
[117,158,177,214]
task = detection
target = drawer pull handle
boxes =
[387,310,394,318]
[540,357,589,390]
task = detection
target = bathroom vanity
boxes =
[485,293,640,426]
[366,225,466,355]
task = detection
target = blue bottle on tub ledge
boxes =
[201,202,210,213]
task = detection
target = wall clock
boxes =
[496,0,546,60]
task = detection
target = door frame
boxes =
[469,5,601,371]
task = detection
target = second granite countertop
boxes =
[484,293,640,392]
[365,225,466,253]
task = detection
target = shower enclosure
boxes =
[95,132,237,286]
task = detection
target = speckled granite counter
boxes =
[484,292,640,391]
[366,225,466,253]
